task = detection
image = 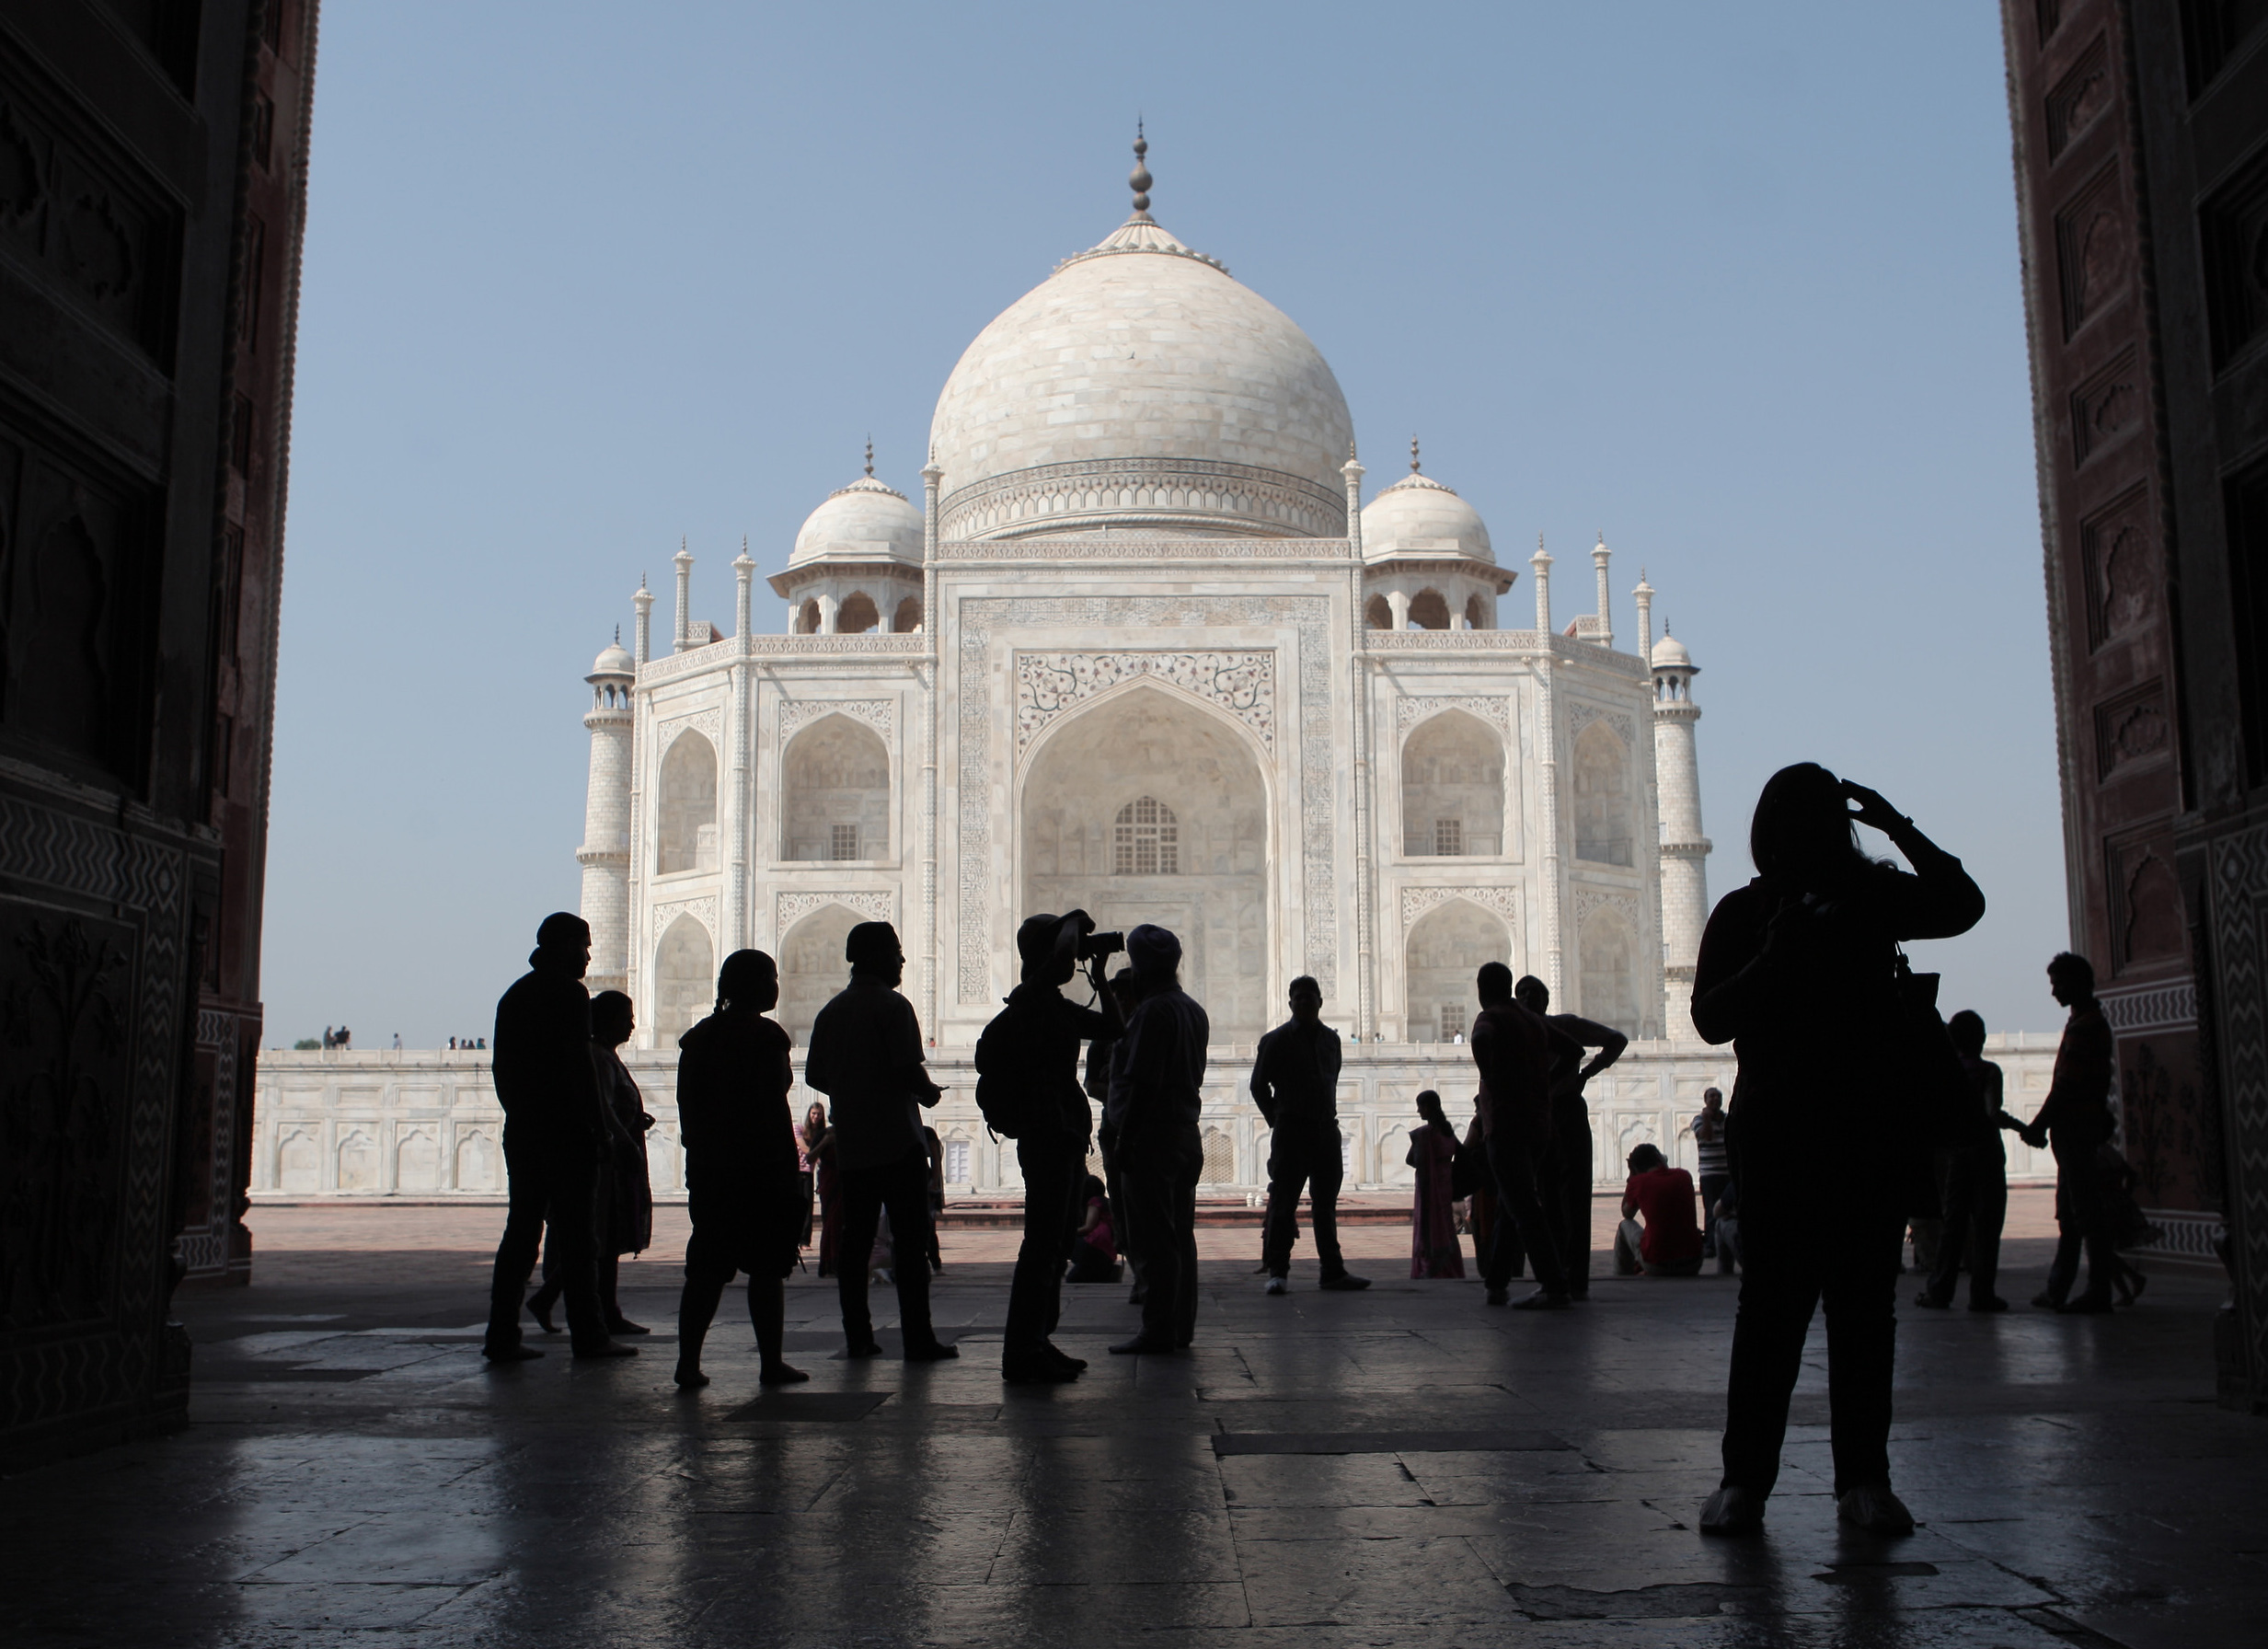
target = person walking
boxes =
[1472,963,1574,1309]
[1514,975,1626,1298]
[482,913,633,1363]
[802,921,957,1363]
[2022,953,2121,1314]
[1107,925,1208,1355]
[1687,1088,1732,1261]
[671,951,810,1390]
[525,989,652,1336]
[977,912,1122,1384]
[1914,1009,2018,1312]
[1406,1090,1466,1279]
[1691,764,1984,1538]
[1251,976,1368,1295]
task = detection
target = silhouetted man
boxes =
[981,912,1122,1383]
[1108,925,1209,1355]
[1472,963,1571,1309]
[1514,974,1626,1298]
[803,921,958,1362]
[2025,952,2119,1313]
[1915,1009,2017,1313]
[484,913,632,1362]
[1252,976,1367,1295]
[1687,1087,1731,1260]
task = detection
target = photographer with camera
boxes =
[1107,925,1210,1355]
[974,911,1125,1383]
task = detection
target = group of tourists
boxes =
[475,758,2149,1548]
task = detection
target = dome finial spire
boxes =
[1410,434,1422,473]
[1129,120,1153,215]
[864,435,873,478]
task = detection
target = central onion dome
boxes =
[929,134,1355,541]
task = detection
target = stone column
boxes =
[1632,570,1655,660]
[1592,536,1614,650]
[633,578,653,665]
[673,541,694,652]
[1387,590,1410,629]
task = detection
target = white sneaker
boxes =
[1263,1276,1288,1296]
[1836,1483,1916,1536]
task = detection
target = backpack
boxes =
[973,999,1032,1139]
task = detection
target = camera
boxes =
[1051,909,1123,972]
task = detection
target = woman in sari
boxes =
[1407,1090,1466,1278]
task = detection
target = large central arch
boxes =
[1019,684,1272,1044]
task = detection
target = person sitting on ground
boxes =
[1406,1090,1466,1279]
[1065,1175,1120,1283]
[1614,1143,1705,1276]
[672,949,808,1390]
[1251,975,1367,1295]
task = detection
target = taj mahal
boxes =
[253,145,2073,1205]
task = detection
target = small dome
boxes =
[1360,470,1492,563]
[789,473,924,568]
[1651,632,1695,670]
[591,640,633,676]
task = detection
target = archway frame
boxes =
[1395,703,1516,863]
[1394,891,1520,1047]
[777,709,895,865]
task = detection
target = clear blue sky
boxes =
[270,1,2067,1046]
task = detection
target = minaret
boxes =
[673,539,694,652]
[632,575,654,665]
[579,631,637,996]
[1632,568,1655,659]
[1592,534,1614,649]
[1652,622,1711,1037]
[1530,534,1553,633]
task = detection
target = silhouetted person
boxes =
[1514,974,1626,1299]
[1915,1009,2019,1312]
[1614,1143,1704,1276]
[1691,764,1983,1537]
[2024,952,2120,1313]
[1108,925,1208,1355]
[802,921,957,1362]
[672,950,808,1389]
[527,990,652,1336]
[979,911,1122,1383]
[1087,965,1146,1306]
[1687,1087,1731,1260]
[1471,963,1573,1309]
[1406,1089,1466,1279]
[1065,1174,1120,1283]
[797,1101,825,1247]
[483,913,633,1363]
[1252,975,1367,1295]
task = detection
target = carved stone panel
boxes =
[2057,163,2132,338]
[2044,36,2111,159]
[775,890,893,933]
[2071,348,2142,468]
[1395,696,1510,736]
[780,698,892,744]
[2081,484,2157,648]
[1016,652,1275,759]
[2095,681,2171,781]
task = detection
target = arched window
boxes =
[653,915,714,1044]
[837,592,879,635]
[783,714,891,861]
[1578,904,1639,1031]
[892,595,923,633]
[780,903,859,1047]
[1404,897,1510,1044]
[656,731,718,874]
[1365,594,1392,630]
[1465,593,1487,630]
[1409,589,1450,630]
[1402,709,1504,857]
[1113,796,1179,875]
[794,599,820,635]
[1572,721,1631,866]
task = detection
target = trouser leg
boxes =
[528,1222,561,1313]
[2044,1167,2083,1301]
[1614,1218,1644,1274]
[1720,1204,1823,1498]
[1123,1151,1179,1343]
[1969,1173,2006,1302]
[597,1250,621,1320]
[486,1130,551,1353]
[545,1151,610,1352]
[1555,1123,1592,1293]
[676,1234,731,1373]
[749,1273,787,1367]
[1927,1151,1975,1301]
[1307,1124,1347,1278]
[1699,1173,1730,1256]
[1173,1147,1202,1345]
[1485,1134,1567,1296]
[1820,1205,1903,1494]
[1261,1136,1308,1277]
[837,1165,885,1343]
[881,1151,939,1347]
[1007,1136,1076,1350]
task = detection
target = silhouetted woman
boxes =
[526,990,652,1335]
[1406,1090,1466,1279]
[1691,764,1983,1537]
[798,1101,825,1246]
[673,950,809,1389]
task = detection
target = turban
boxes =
[1126,924,1180,978]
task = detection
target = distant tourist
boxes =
[1614,1143,1704,1276]
[448,1036,457,1051]
[802,921,957,1363]
[1405,1090,1466,1279]
[1914,1009,2018,1312]
[1691,764,1983,1538]
[672,951,808,1390]
[2020,953,2120,1314]
[483,913,634,1363]
[336,1025,351,1049]
[1514,974,1627,1299]
[1106,925,1208,1355]
[1686,1088,1730,1260]
[391,1032,402,1052]
[1065,1175,1120,1283]
[526,989,653,1338]
[1471,963,1573,1309]
[322,1026,335,1050]
[1251,976,1367,1295]
[797,1101,826,1248]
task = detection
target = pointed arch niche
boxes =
[1572,721,1633,867]
[653,914,714,1045]
[783,713,892,862]
[1578,902,1640,1032]
[1404,896,1510,1044]
[1019,683,1271,1043]
[1402,709,1504,858]
[657,732,719,874]
[779,902,861,1049]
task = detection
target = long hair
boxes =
[1749,762,1875,892]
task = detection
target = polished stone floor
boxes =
[6,1210,2261,1648]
